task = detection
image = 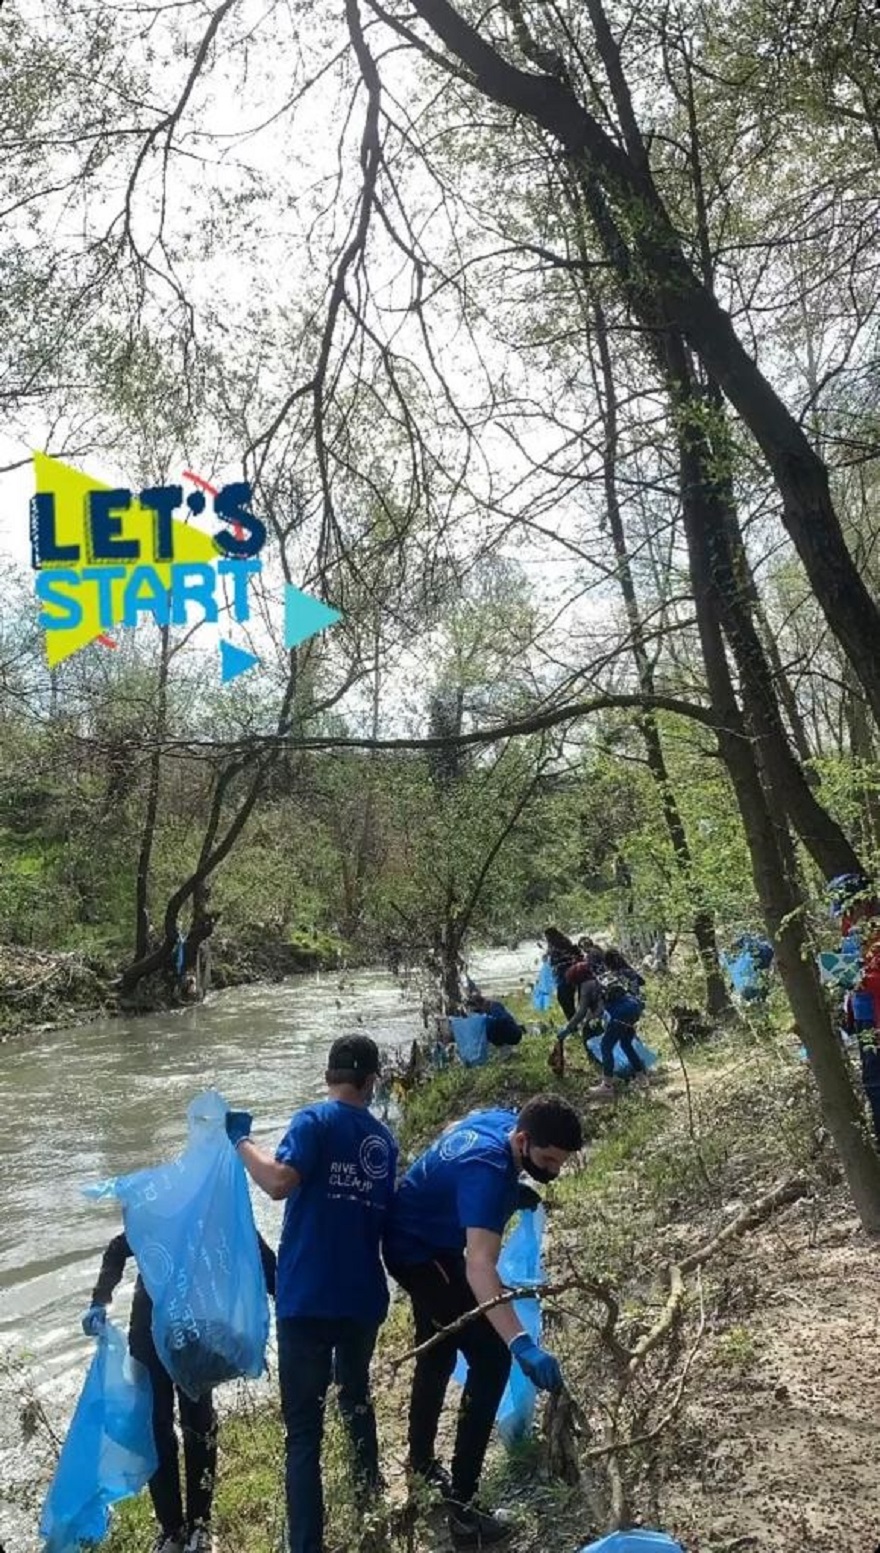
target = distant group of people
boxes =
[83,1036,584,1553]
[540,926,648,1093]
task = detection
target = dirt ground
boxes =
[661,1193,880,1553]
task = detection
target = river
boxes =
[0,945,539,1540]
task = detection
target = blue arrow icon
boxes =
[219,639,260,683]
[284,584,342,650]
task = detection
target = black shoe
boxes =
[447,1504,514,1547]
[409,1458,453,1498]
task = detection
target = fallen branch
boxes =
[390,1277,581,1369]
[679,1175,811,1275]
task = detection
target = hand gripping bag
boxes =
[579,1534,684,1552]
[449,1012,489,1067]
[533,958,556,1011]
[453,1207,546,1445]
[40,1319,157,1553]
[85,1090,269,1399]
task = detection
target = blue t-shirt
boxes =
[384,1108,520,1267]
[275,1099,397,1323]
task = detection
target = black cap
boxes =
[326,1034,381,1076]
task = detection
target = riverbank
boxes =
[0,929,348,1042]
[91,1007,880,1552]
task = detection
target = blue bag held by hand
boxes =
[449,1013,489,1067]
[85,1090,269,1400]
[579,1532,684,1552]
[453,1207,546,1445]
[40,1319,157,1553]
[585,1031,658,1076]
[533,958,556,1011]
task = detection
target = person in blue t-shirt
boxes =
[465,989,524,1051]
[384,1095,583,1548]
[228,1035,397,1553]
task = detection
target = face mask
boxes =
[521,1144,556,1185]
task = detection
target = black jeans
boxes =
[601,1020,645,1079]
[556,982,576,1020]
[387,1253,511,1505]
[277,1316,380,1553]
[130,1325,217,1536]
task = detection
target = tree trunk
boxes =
[578,177,862,884]
[669,337,880,1233]
[694,391,864,880]
[593,298,731,1016]
[134,624,171,961]
[401,0,880,722]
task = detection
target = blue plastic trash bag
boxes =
[579,1533,684,1553]
[449,1013,489,1067]
[723,947,765,1000]
[585,1033,658,1076]
[817,949,862,990]
[85,1091,269,1399]
[453,1208,546,1444]
[40,1319,157,1553]
[533,959,556,1011]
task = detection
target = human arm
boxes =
[465,1226,563,1390]
[465,1226,526,1344]
[236,1140,301,1201]
[82,1232,130,1335]
[90,1233,131,1306]
[557,979,600,1039]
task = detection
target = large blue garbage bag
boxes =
[533,959,556,1011]
[452,1208,546,1445]
[585,1032,658,1076]
[579,1533,684,1552]
[85,1091,269,1400]
[723,947,766,1000]
[817,949,862,990]
[40,1319,157,1553]
[449,1013,489,1067]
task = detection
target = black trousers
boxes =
[556,982,576,1020]
[130,1320,217,1536]
[387,1253,510,1505]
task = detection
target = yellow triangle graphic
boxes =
[33,454,219,666]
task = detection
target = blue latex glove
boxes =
[81,1304,107,1338]
[225,1109,253,1147]
[510,1333,563,1391]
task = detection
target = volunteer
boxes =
[384,1094,583,1548]
[228,1034,397,1553]
[81,1229,277,1553]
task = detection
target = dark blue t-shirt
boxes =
[384,1108,520,1267]
[275,1099,397,1323]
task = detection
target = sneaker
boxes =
[587,1079,615,1101]
[409,1458,453,1498]
[151,1535,185,1553]
[448,1504,514,1547]
[631,1071,650,1092]
[184,1529,215,1553]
